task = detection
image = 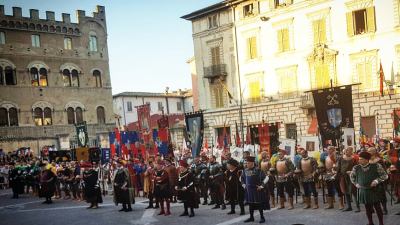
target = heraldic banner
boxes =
[312,85,354,147]
[185,111,204,157]
[76,121,88,147]
[136,104,151,131]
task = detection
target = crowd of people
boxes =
[1,138,400,225]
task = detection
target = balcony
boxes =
[204,64,227,82]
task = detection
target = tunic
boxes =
[225,168,244,203]
[83,169,102,204]
[350,163,388,204]
[154,169,171,199]
[241,167,270,210]
[39,169,56,198]
[113,168,134,204]
[177,170,199,208]
[337,156,357,194]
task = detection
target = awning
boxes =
[308,117,318,134]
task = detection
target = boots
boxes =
[313,197,319,209]
[271,195,276,208]
[288,197,294,210]
[325,197,334,209]
[278,197,285,209]
[303,197,311,209]
[180,205,188,216]
[227,203,235,214]
[339,196,345,210]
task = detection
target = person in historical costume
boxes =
[260,151,276,208]
[337,146,360,212]
[8,162,24,199]
[39,163,56,204]
[241,156,270,223]
[225,158,245,215]
[367,147,389,215]
[388,138,400,206]
[350,151,388,225]
[298,148,319,209]
[154,160,171,216]
[208,155,226,209]
[273,150,295,210]
[164,158,178,203]
[144,160,156,209]
[240,150,250,170]
[176,159,198,217]
[54,164,63,199]
[62,162,73,199]
[83,163,103,209]
[113,160,134,212]
[320,146,344,209]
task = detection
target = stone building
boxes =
[0,5,114,154]
[182,0,400,149]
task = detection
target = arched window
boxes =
[30,65,48,87]
[30,67,39,86]
[4,66,16,85]
[9,107,18,126]
[0,108,8,127]
[71,69,79,87]
[39,68,48,87]
[34,107,43,126]
[93,70,102,87]
[89,35,98,52]
[76,107,83,123]
[43,107,52,125]
[63,69,71,86]
[97,106,105,124]
[67,107,75,124]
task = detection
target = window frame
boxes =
[64,37,72,50]
[89,35,98,52]
[93,70,102,87]
[177,102,182,111]
[31,34,40,48]
[96,106,106,124]
[0,31,5,45]
[127,101,133,112]
[243,3,254,17]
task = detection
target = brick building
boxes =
[0,5,114,154]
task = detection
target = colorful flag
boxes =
[158,128,169,142]
[258,123,270,155]
[109,132,115,157]
[223,126,229,149]
[379,61,384,97]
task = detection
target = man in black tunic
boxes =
[9,162,24,199]
[225,158,245,215]
[83,163,102,209]
[113,160,134,212]
[176,159,198,217]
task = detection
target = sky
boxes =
[2,0,221,94]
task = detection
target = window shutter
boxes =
[320,19,327,43]
[250,37,257,59]
[277,30,283,52]
[283,28,290,51]
[346,12,354,36]
[247,38,251,59]
[13,69,17,85]
[312,20,319,44]
[366,7,376,32]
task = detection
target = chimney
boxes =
[62,13,70,23]
[46,11,55,21]
[0,5,4,16]
[12,7,22,18]
[30,9,39,20]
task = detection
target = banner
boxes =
[279,138,296,163]
[312,85,354,147]
[158,115,169,129]
[101,148,110,164]
[76,121,88,147]
[258,123,270,154]
[185,111,204,157]
[137,104,151,131]
[342,128,355,149]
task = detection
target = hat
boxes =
[246,156,255,162]
[227,158,239,167]
[179,160,189,167]
[359,151,372,160]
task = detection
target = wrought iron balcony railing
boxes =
[204,64,227,79]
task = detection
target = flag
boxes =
[379,61,384,97]
[359,112,367,144]
[235,122,241,147]
[246,123,251,145]
[158,128,169,142]
[223,126,229,149]
[218,79,234,101]
[109,132,115,157]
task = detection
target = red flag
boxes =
[130,143,137,157]
[379,62,384,97]
[110,144,116,157]
[204,139,209,149]
[258,123,270,155]
[114,128,121,144]
[121,145,129,160]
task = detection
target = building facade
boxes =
[0,5,115,154]
[183,0,400,148]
